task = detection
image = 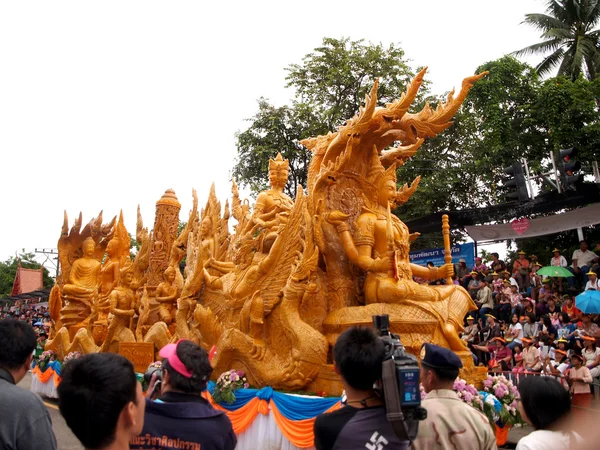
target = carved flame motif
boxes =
[47,69,487,391]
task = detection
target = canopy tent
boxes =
[465,203,600,242]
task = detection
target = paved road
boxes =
[18,373,83,450]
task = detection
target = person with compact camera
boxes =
[130,339,236,450]
[314,326,410,450]
[412,343,496,450]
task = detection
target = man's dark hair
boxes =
[491,252,499,258]
[518,376,570,430]
[0,319,37,370]
[163,340,213,394]
[333,327,385,390]
[58,353,138,449]
[580,240,588,245]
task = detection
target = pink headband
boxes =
[159,339,193,378]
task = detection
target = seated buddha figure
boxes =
[251,153,294,232]
[326,165,473,351]
[61,237,101,329]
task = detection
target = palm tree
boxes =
[514,0,600,80]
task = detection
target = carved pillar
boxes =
[146,189,181,292]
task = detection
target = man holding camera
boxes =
[130,339,236,450]
[314,327,410,450]
[412,343,497,450]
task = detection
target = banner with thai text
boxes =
[409,242,475,268]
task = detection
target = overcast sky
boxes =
[0,0,545,267]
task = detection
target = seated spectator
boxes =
[462,315,479,344]
[506,314,524,350]
[585,270,599,290]
[476,279,494,322]
[503,269,518,288]
[473,257,489,276]
[522,297,535,317]
[539,335,556,360]
[456,258,471,288]
[581,336,600,378]
[522,313,539,339]
[551,248,568,268]
[513,251,530,291]
[546,296,560,321]
[562,294,582,321]
[0,319,57,450]
[494,281,512,323]
[537,279,554,302]
[491,272,503,299]
[512,345,524,373]
[131,340,236,450]
[490,252,506,274]
[314,327,410,449]
[568,240,599,289]
[474,337,512,371]
[539,315,557,341]
[516,376,579,449]
[58,353,144,450]
[557,312,574,341]
[581,314,600,338]
[508,284,523,317]
[467,271,482,298]
[521,338,541,372]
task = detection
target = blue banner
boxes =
[409,242,475,268]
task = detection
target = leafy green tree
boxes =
[0,252,54,297]
[233,37,418,196]
[514,0,600,80]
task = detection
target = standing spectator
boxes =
[521,338,541,372]
[585,270,599,290]
[551,248,568,268]
[58,353,145,450]
[529,263,542,300]
[476,279,494,324]
[314,327,410,450]
[489,252,506,274]
[506,314,524,350]
[567,354,593,410]
[561,294,582,321]
[513,251,530,291]
[0,319,57,450]
[522,313,539,339]
[581,336,600,378]
[413,344,496,450]
[131,340,236,450]
[568,240,599,288]
[516,376,579,450]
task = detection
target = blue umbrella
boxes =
[33,321,43,326]
[575,290,600,314]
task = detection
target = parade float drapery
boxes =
[30,365,342,449]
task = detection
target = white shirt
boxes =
[550,255,567,267]
[516,430,581,450]
[510,277,519,287]
[585,278,599,290]
[509,323,523,342]
[571,249,598,268]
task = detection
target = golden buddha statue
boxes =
[96,238,122,324]
[100,264,136,353]
[251,153,294,231]
[61,237,101,331]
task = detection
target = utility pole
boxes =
[34,248,59,279]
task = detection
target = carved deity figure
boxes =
[327,165,469,351]
[96,238,121,323]
[251,153,294,231]
[100,266,136,352]
[61,237,101,329]
[155,266,179,325]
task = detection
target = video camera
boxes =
[373,314,427,442]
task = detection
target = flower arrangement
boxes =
[63,352,82,363]
[212,369,249,405]
[482,374,523,427]
[38,350,56,371]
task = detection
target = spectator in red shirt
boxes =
[561,295,582,321]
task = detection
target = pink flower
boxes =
[483,378,494,389]
[453,379,467,392]
[230,373,239,382]
[463,392,474,403]
[494,385,507,399]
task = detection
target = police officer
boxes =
[412,344,497,450]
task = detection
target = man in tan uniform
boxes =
[412,343,497,450]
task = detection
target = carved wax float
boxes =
[47,68,488,391]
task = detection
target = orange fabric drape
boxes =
[32,366,56,384]
[270,400,342,448]
[202,391,270,434]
